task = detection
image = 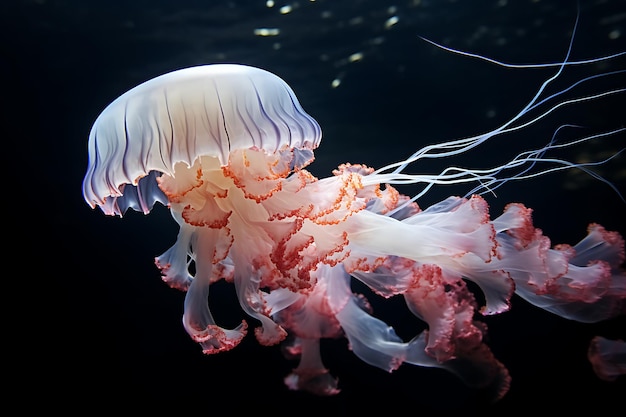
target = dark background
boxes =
[5,0,625,414]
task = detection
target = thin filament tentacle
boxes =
[368,12,624,215]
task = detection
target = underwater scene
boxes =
[10,0,625,414]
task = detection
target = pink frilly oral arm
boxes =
[180,227,247,354]
[271,271,345,395]
[326,264,511,400]
[587,336,626,381]
[493,205,626,322]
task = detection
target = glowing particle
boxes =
[254,28,281,37]
[266,0,274,7]
[349,52,363,62]
[608,29,620,40]
[280,5,292,14]
[349,16,364,26]
[385,16,399,29]
[331,78,341,88]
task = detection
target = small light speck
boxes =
[331,78,341,88]
[608,29,620,40]
[266,0,274,7]
[385,16,399,29]
[280,5,293,14]
[349,52,364,62]
[349,16,364,26]
[254,28,280,36]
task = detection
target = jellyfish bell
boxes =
[82,64,321,216]
[83,57,625,397]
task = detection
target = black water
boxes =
[6,0,625,414]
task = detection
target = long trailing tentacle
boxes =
[367,10,625,214]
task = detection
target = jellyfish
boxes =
[82,56,625,397]
[587,336,626,382]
